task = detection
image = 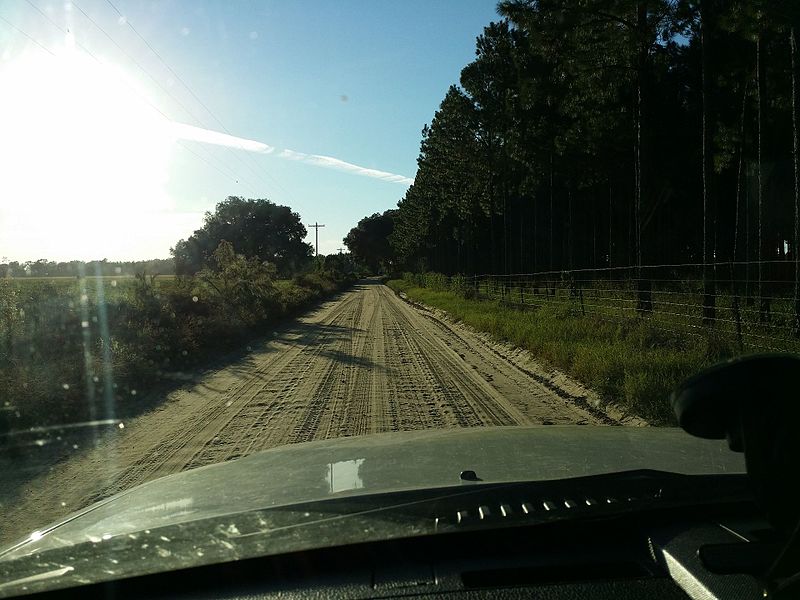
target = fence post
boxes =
[702,265,716,326]
[733,294,744,351]
[636,277,653,314]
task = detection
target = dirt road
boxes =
[2,280,613,545]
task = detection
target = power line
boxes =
[176,141,260,198]
[307,222,326,256]
[20,0,260,196]
[0,14,55,55]
[103,0,294,202]
[68,0,263,197]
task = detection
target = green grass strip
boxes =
[386,279,753,425]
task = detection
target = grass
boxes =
[387,278,751,425]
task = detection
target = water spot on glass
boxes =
[62,383,70,390]
[92,316,98,323]
[118,422,125,429]
[102,534,112,540]
[34,439,45,447]
[80,294,88,303]
[180,26,190,36]
[19,309,24,318]
[249,31,258,40]
[63,2,73,12]
[88,535,101,543]
[181,350,188,356]
[160,535,171,542]
[113,383,118,389]
[72,444,79,449]
[61,502,66,507]
[192,296,198,302]
[246,346,252,351]
[115,267,122,274]
[111,280,117,287]
[131,389,137,396]
[225,401,232,407]
[81,321,89,328]
[110,558,119,564]
[157,547,171,558]
[196,550,204,557]
[29,531,43,541]
[141,543,149,549]
[92,376,99,383]
[144,530,150,534]
[117,15,126,25]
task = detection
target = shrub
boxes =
[0,259,351,431]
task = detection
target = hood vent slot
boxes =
[454,490,659,526]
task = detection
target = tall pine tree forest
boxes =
[386,0,800,308]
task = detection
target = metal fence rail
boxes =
[405,261,800,354]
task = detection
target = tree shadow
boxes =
[0,284,388,528]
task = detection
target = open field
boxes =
[0,280,615,546]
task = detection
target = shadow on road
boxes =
[1,283,381,535]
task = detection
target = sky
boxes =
[0,0,500,261]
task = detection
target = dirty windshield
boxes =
[1,0,798,557]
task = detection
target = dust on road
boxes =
[1,280,614,544]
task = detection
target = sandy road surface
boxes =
[1,280,613,545]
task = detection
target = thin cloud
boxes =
[279,149,414,185]
[171,122,413,186]
[170,122,274,154]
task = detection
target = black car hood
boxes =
[1,425,742,562]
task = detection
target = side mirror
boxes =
[671,354,800,593]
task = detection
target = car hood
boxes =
[1,425,743,560]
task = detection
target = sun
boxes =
[0,48,175,260]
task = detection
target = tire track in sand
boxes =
[2,279,613,546]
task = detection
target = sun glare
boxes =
[0,48,176,260]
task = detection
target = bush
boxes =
[0,259,352,431]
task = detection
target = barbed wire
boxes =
[409,260,800,353]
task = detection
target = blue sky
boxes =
[0,0,500,260]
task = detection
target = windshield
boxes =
[0,0,791,577]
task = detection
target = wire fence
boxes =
[405,261,800,354]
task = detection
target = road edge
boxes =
[390,286,650,427]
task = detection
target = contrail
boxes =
[171,122,414,186]
[169,122,274,154]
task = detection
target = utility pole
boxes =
[307,222,325,256]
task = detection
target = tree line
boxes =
[1,258,175,278]
[348,1,800,315]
